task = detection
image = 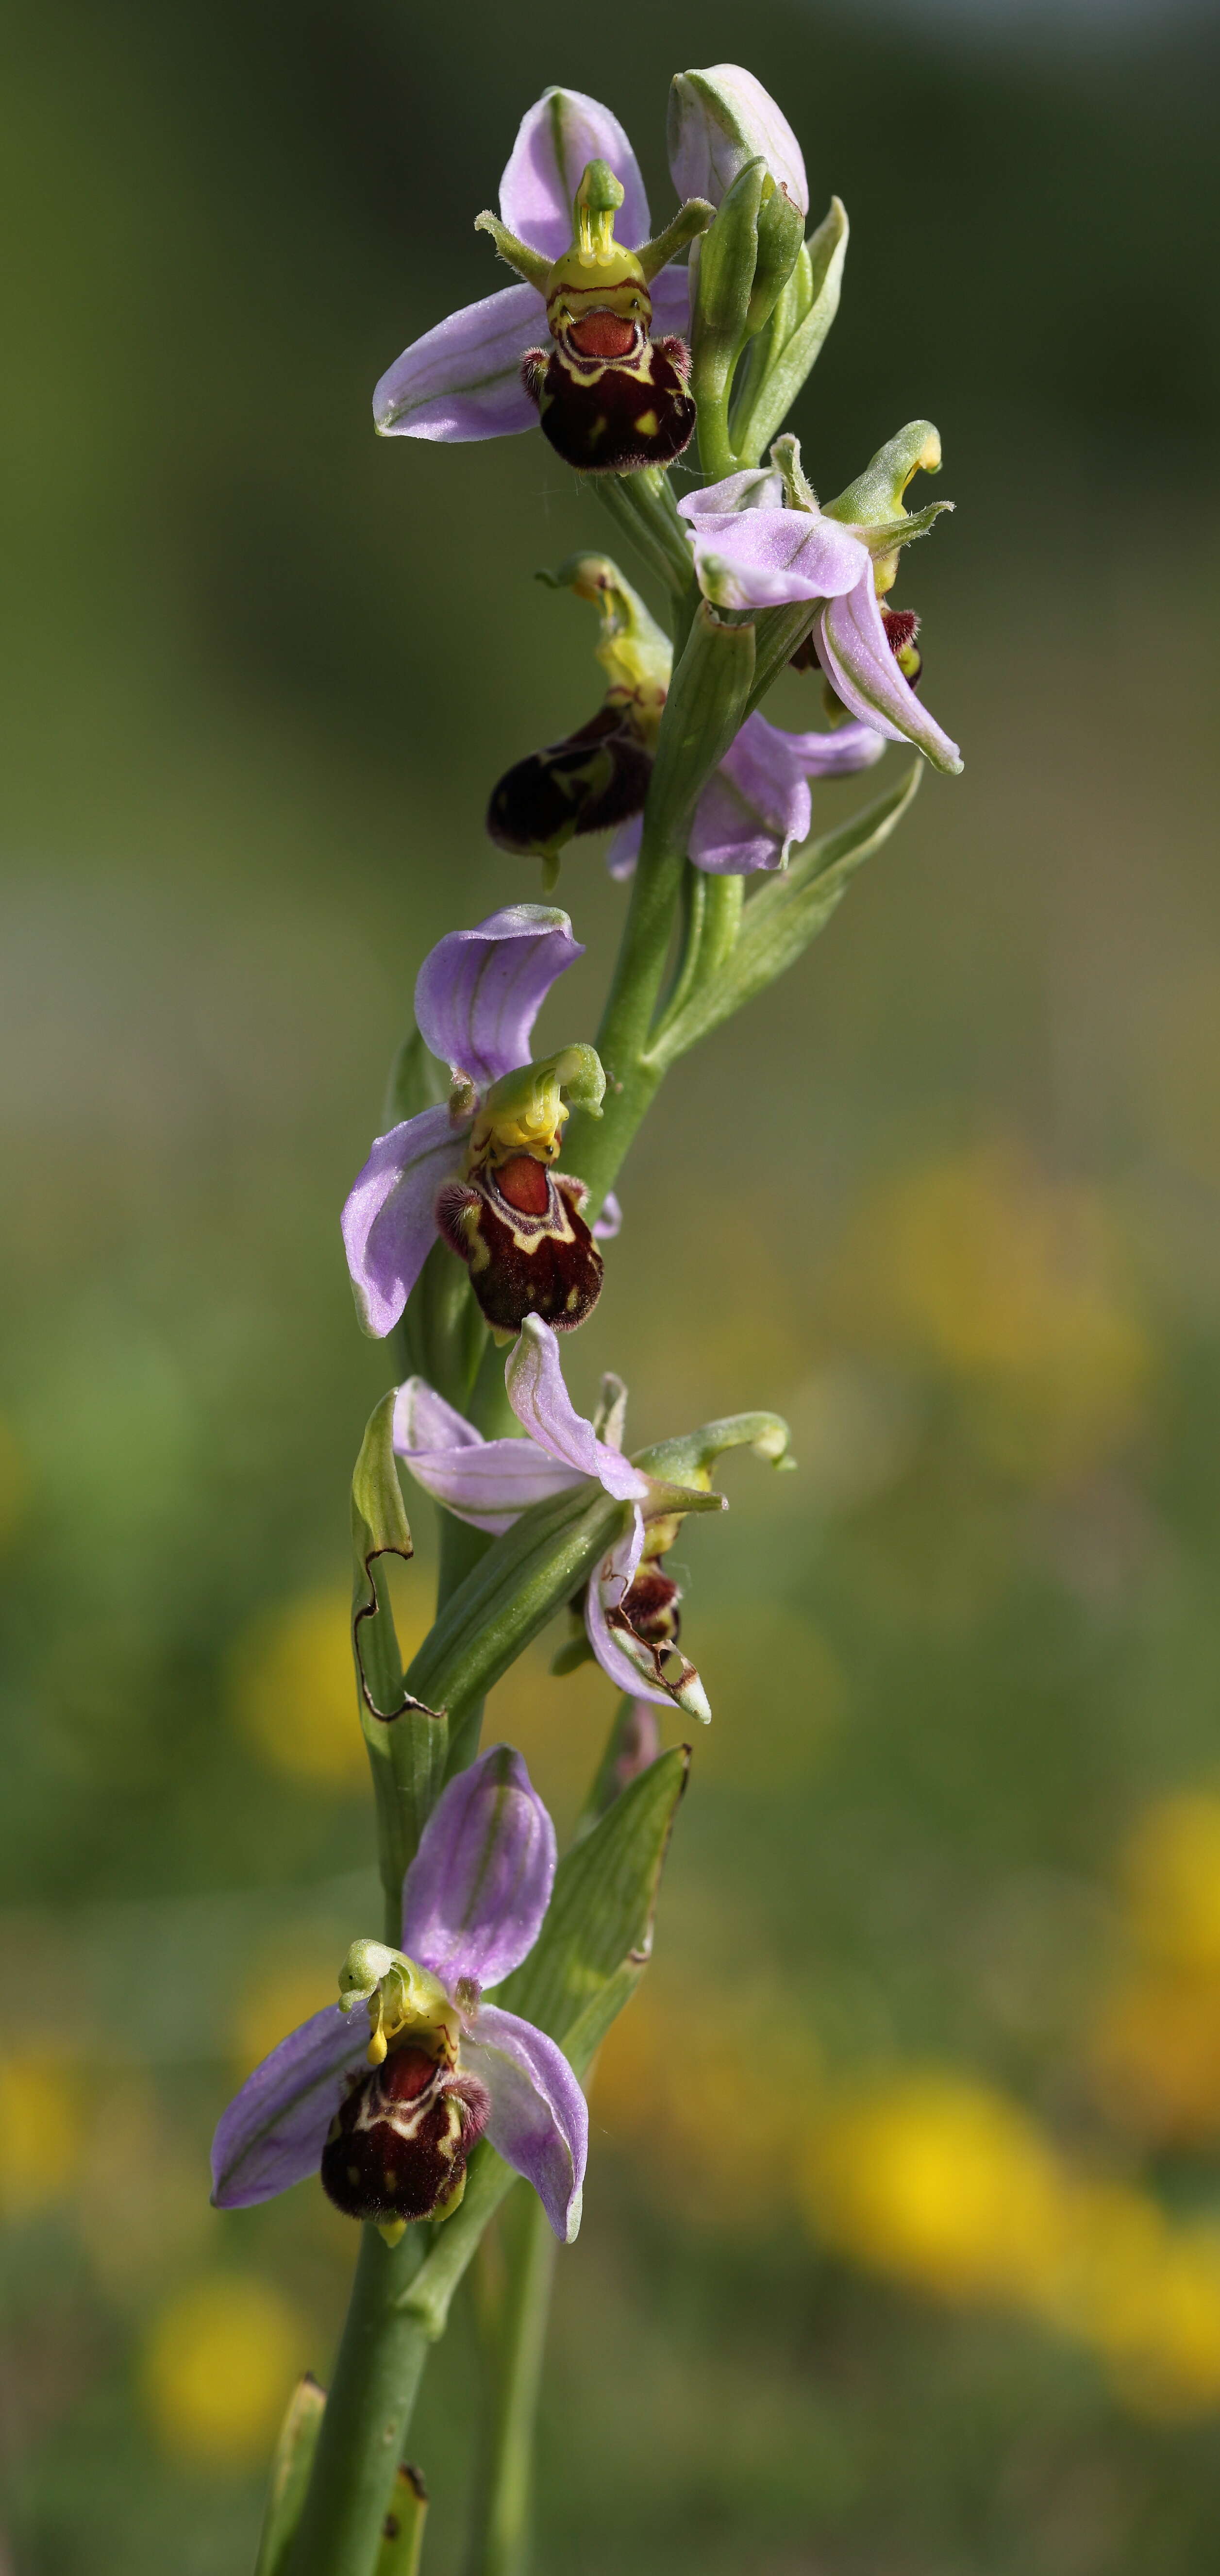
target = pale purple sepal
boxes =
[605,815,643,881]
[817,574,963,774]
[393,1379,583,1536]
[593,1191,622,1242]
[500,87,651,261]
[647,264,694,338]
[678,494,869,610]
[680,466,784,517]
[668,66,808,215]
[689,709,886,873]
[584,1510,669,1704]
[210,2004,368,2210]
[415,904,585,1089]
[373,280,545,443]
[463,2000,588,2241]
[401,1744,556,1992]
[507,1316,650,1502]
[341,1103,465,1340]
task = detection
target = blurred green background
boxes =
[4,0,1220,2567]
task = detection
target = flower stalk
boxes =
[213,58,964,2576]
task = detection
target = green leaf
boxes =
[649,760,922,1069]
[404,1483,633,1750]
[375,2465,428,2575]
[382,1027,449,1130]
[399,1749,689,2340]
[350,1393,446,1916]
[499,1744,690,2071]
[253,2374,326,2576]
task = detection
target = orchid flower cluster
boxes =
[214,63,961,2576]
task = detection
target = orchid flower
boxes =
[488,552,885,882]
[605,707,886,880]
[678,428,963,775]
[373,87,700,449]
[393,1314,713,1722]
[341,905,608,1342]
[211,1746,587,2243]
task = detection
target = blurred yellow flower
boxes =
[229,1587,385,1787]
[827,1146,1150,1482]
[801,2071,1068,2304]
[0,2049,84,2213]
[142,2275,310,2468]
[1120,1792,1220,1974]
[233,1960,337,2077]
[1098,2223,1220,2420]
[1087,1970,1220,2146]
[594,1989,820,2225]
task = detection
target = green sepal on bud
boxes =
[691,157,808,477]
[729,196,849,469]
[747,172,806,335]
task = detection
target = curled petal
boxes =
[415,905,585,1091]
[680,502,869,611]
[373,281,546,442]
[585,1515,712,1721]
[499,87,651,262]
[816,575,963,774]
[593,1191,622,1242]
[463,2000,588,2241]
[690,711,811,875]
[341,1104,466,1339]
[393,1378,585,1536]
[668,65,808,215]
[401,1743,556,1991]
[506,1316,649,1502]
[210,2004,368,2209]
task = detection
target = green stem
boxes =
[565,606,755,1216]
[589,469,693,597]
[466,2189,558,2576]
[284,2230,432,2576]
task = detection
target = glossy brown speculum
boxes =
[435,1162,603,1335]
[320,2042,489,2226]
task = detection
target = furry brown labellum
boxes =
[320,2042,490,2225]
[522,324,696,475]
[436,1152,603,1335]
[487,699,652,858]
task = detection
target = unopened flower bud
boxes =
[668,66,808,215]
